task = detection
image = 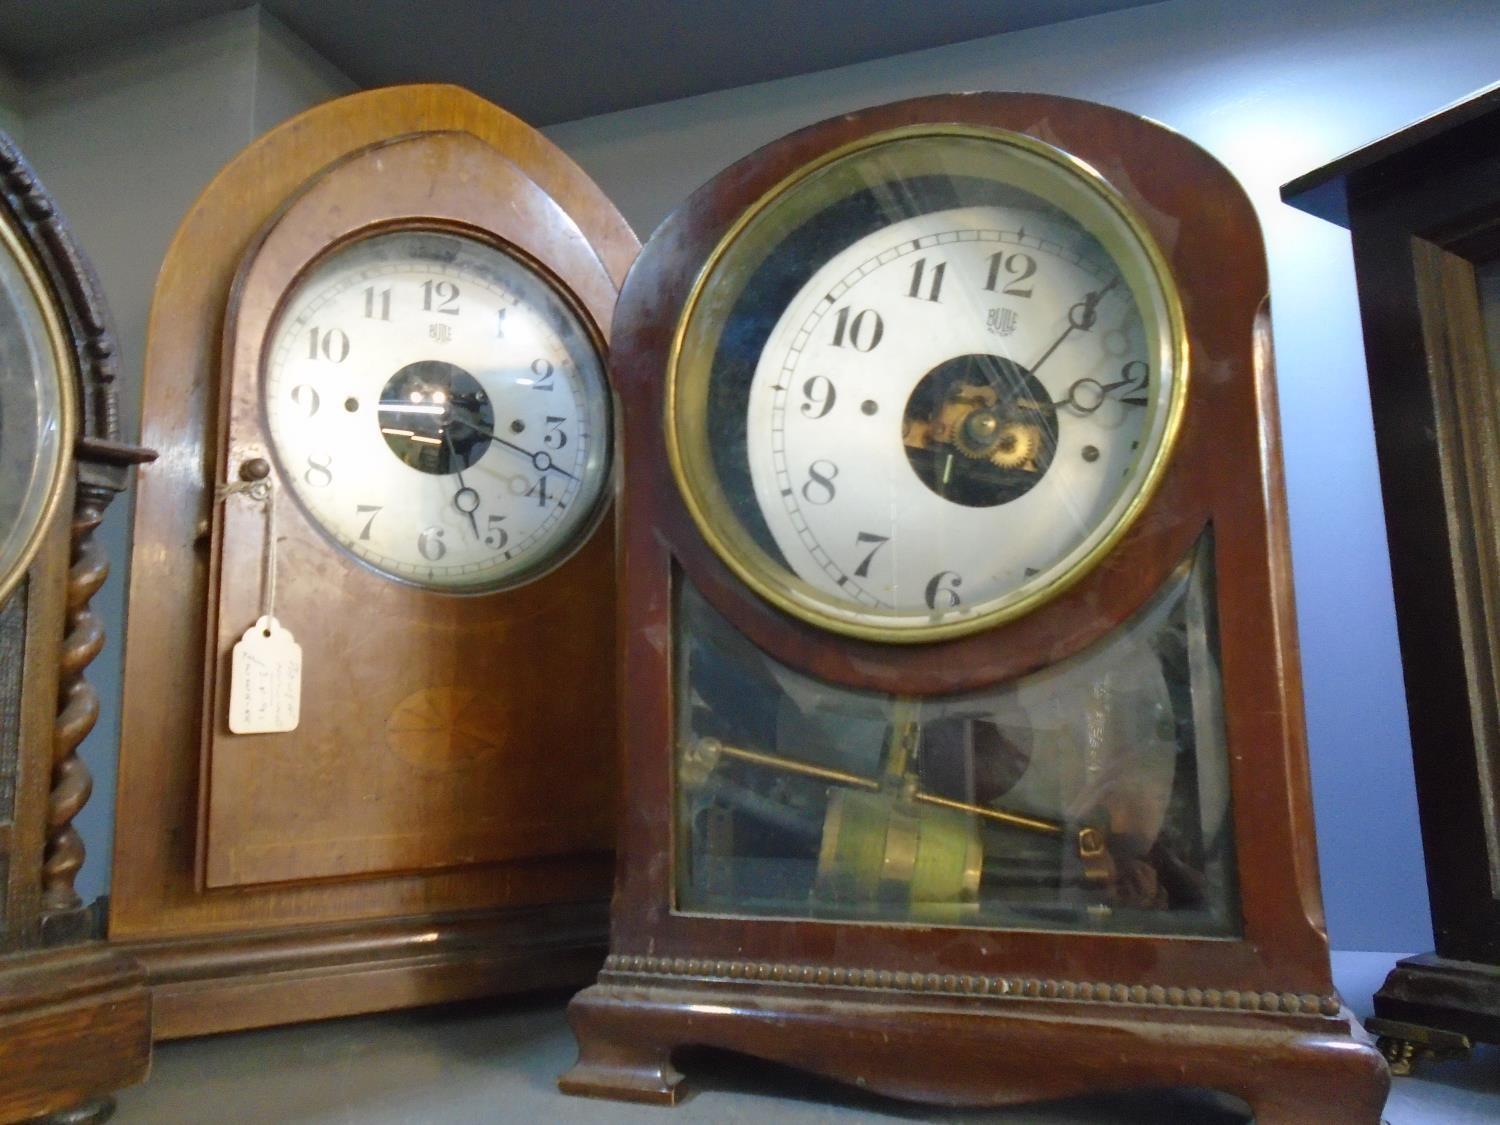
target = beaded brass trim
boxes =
[600,953,1341,1018]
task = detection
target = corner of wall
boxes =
[252,7,356,136]
[0,59,25,142]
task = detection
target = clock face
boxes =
[0,213,71,603]
[264,229,611,594]
[671,129,1185,640]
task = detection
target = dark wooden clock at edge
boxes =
[559,94,1389,1122]
[0,134,155,1122]
[1284,81,1500,1074]
[110,85,638,1039]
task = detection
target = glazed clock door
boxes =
[663,126,1233,934]
[261,228,611,596]
[202,132,618,889]
[669,129,1184,639]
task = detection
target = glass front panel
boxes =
[263,229,612,594]
[0,215,68,597]
[675,533,1239,937]
[668,129,1185,642]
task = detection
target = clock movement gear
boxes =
[900,354,1060,507]
[952,407,1043,470]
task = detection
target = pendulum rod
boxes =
[695,738,1064,838]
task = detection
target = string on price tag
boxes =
[216,473,302,733]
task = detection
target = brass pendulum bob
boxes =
[680,701,1111,914]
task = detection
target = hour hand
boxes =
[441,428,482,538]
[453,483,481,537]
[1052,361,1147,414]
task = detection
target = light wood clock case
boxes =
[111,85,637,1038]
[0,132,154,1123]
[559,94,1390,1122]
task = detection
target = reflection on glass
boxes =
[0,221,66,596]
[670,131,1183,640]
[674,533,1239,937]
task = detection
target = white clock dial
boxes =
[264,230,610,593]
[670,128,1184,640]
[746,204,1167,629]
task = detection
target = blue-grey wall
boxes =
[544,0,1500,953]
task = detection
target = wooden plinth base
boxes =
[560,976,1389,1123]
[114,901,607,1039]
[1369,952,1500,1073]
[0,944,150,1124]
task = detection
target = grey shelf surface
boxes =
[113,951,1500,1123]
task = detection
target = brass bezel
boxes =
[0,205,78,607]
[666,123,1190,643]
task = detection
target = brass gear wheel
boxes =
[988,420,1041,469]
[952,407,1003,459]
[952,406,1042,470]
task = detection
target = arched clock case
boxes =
[559,94,1390,1122]
[111,85,637,1038]
[0,133,155,1122]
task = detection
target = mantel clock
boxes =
[1285,81,1500,1073]
[111,85,637,1037]
[559,94,1390,1122]
[0,131,154,1122]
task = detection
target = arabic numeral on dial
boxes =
[907,257,946,302]
[303,453,333,488]
[355,504,381,539]
[418,526,447,561]
[985,251,1037,298]
[530,357,555,390]
[924,570,962,610]
[484,514,509,549]
[421,279,460,314]
[543,415,568,448]
[289,384,319,416]
[829,306,883,351]
[307,326,349,362]
[1120,359,1150,405]
[496,307,507,337]
[800,375,836,419]
[801,459,838,505]
[526,475,551,507]
[363,286,391,320]
[853,531,890,578]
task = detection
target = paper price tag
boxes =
[228,615,302,734]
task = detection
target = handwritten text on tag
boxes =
[228,615,302,734]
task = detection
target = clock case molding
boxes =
[111,84,638,1039]
[0,132,155,1123]
[559,94,1389,1123]
[1284,81,1500,1073]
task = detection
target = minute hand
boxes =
[1028,276,1120,378]
[449,413,578,481]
